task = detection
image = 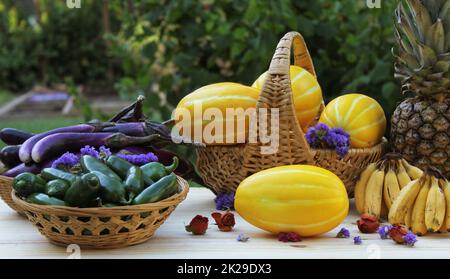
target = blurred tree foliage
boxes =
[0,0,113,91]
[0,0,402,120]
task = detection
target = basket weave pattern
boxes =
[196,31,386,195]
[0,176,23,214]
[196,145,245,194]
[12,176,189,249]
[312,139,387,195]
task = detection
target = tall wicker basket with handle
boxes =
[196,31,387,196]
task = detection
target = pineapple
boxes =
[391,0,449,178]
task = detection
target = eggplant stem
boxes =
[105,133,164,148]
[108,95,146,122]
[161,119,175,126]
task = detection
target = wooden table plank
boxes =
[0,188,449,259]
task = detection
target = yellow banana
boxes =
[354,163,377,213]
[401,159,423,180]
[383,166,401,209]
[396,161,411,189]
[411,179,430,236]
[404,208,412,229]
[425,177,446,232]
[380,199,389,219]
[440,179,450,233]
[439,210,448,233]
[364,168,385,218]
[388,179,421,225]
[439,222,448,233]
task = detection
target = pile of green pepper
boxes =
[13,155,179,207]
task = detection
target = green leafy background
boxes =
[0,0,402,121]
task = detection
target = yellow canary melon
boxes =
[173,82,259,144]
[319,94,386,148]
[235,165,349,237]
[252,65,323,131]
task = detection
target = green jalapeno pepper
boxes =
[124,166,145,200]
[90,171,128,205]
[131,173,178,205]
[64,173,100,207]
[13,172,46,197]
[107,155,153,185]
[105,155,132,179]
[26,193,66,206]
[40,168,77,184]
[80,155,121,181]
[140,157,179,182]
[45,179,69,199]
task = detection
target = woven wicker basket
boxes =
[0,175,23,214]
[12,176,189,249]
[196,31,387,196]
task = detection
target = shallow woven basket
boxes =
[0,175,23,214]
[12,176,189,249]
[196,31,387,196]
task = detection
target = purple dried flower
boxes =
[315,123,330,132]
[403,232,417,247]
[324,131,347,146]
[99,145,112,157]
[335,145,349,158]
[237,233,249,242]
[306,123,350,158]
[330,127,348,137]
[215,193,235,210]
[305,123,329,147]
[353,236,362,245]
[378,225,392,239]
[305,131,317,147]
[336,227,350,238]
[80,145,99,158]
[324,128,350,158]
[51,152,79,169]
[117,152,158,165]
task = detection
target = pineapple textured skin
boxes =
[392,0,449,178]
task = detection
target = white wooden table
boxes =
[0,188,449,259]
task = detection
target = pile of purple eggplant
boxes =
[0,96,199,181]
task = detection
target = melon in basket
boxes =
[319,93,386,148]
[173,82,259,145]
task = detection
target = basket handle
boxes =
[269,32,325,128]
[241,32,316,175]
[270,31,316,77]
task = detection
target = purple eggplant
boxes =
[31,132,113,163]
[19,124,97,163]
[102,122,147,137]
[0,128,34,145]
[120,146,151,154]
[3,164,41,177]
[3,160,52,177]
[0,145,21,168]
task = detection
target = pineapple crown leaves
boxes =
[394,0,450,100]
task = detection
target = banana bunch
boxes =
[388,168,450,236]
[354,153,423,219]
